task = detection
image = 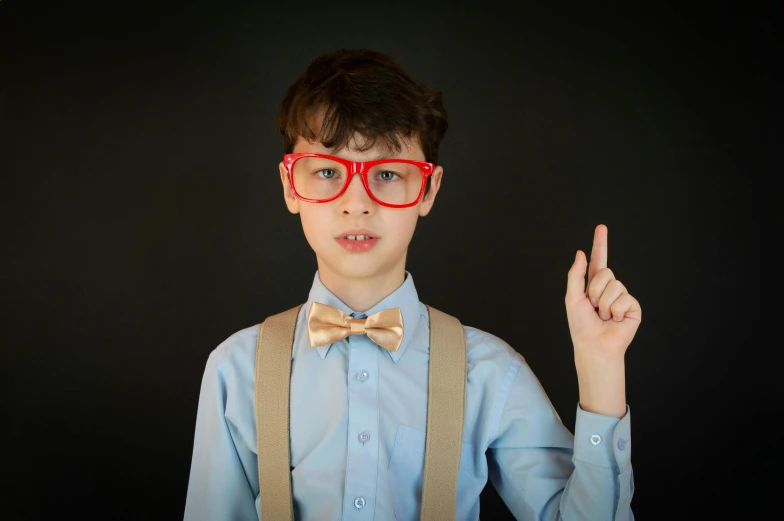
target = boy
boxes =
[184,49,640,520]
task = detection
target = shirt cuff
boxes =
[572,403,632,471]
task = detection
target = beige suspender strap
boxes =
[254,305,301,521]
[420,305,467,521]
[255,304,466,520]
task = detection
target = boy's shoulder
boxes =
[461,323,525,366]
[205,322,261,374]
[426,303,525,367]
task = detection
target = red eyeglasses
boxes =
[283,153,435,208]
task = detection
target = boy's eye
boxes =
[377,171,399,181]
[316,169,339,179]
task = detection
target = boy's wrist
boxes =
[575,355,627,419]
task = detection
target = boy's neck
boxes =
[317,268,407,313]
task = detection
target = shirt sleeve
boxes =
[487,353,635,521]
[183,351,258,521]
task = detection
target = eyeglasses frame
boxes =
[283,153,435,209]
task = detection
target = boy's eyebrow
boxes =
[327,152,400,161]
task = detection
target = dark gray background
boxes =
[1,1,779,519]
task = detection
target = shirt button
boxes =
[590,434,602,445]
[354,497,366,509]
[358,431,371,443]
[356,371,369,382]
[617,438,627,451]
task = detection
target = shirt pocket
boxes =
[387,424,475,521]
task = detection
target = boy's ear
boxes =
[418,166,443,217]
[279,162,300,214]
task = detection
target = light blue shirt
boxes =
[184,271,634,520]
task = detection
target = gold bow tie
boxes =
[306,302,404,352]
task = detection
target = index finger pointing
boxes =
[587,224,608,286]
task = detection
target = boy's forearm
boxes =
[575,355,627,418]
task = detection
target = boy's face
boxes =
[278,134,443,287]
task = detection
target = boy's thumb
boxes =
[565,250,587,304]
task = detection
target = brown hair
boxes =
[277,49,448,186]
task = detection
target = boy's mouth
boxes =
[336,229,379,252]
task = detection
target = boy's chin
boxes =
[322,256,403,281]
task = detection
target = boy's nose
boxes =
[340,174,373,213]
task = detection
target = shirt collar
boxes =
[304,270,421,364]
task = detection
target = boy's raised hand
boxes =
[565,224,642,361]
